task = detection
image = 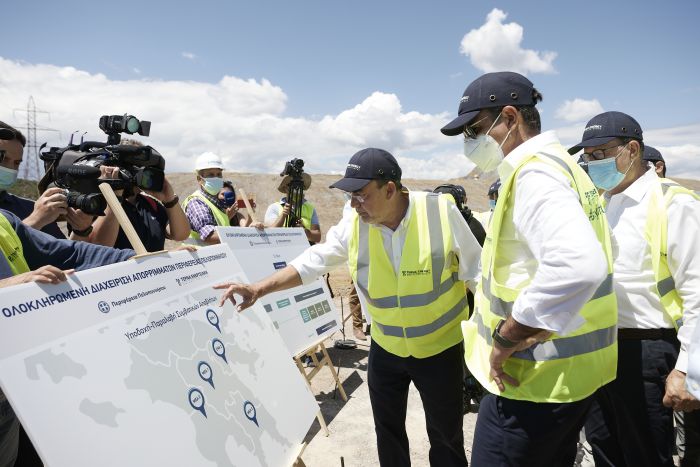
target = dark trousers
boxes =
[367,341,467,467]
[681,410,700,467]
[471,393,593,467]
[584,336,679,467]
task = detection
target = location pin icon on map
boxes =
[212,338,227,364]
[206,309,221,333]
[198,361,215,389]
[188,388,207,418]
[244,401,259,427]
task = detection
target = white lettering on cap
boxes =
[347,164,361,171]
[460,96,470,103]
[584,124,603,133]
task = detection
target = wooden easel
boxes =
[293,338,348,436]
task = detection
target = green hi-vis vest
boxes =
[347,192,468,358]
[463,147,618,403]
[182,190,231,245]
[0,213,30,275]
[282,200,315,230]
[645,177,700,330]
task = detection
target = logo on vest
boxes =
[401,269,431,277]
[6,247,20,264]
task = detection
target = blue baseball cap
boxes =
[329,148,402,192]
[487,179,501,196]
[568,111,643,154]
[643,146,664,163]
[441,72,537,136]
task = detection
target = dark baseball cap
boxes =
[441,72,537,136]
[329,148,402,192]
[487,179,501,196]
[568,111,643,154]
[643,145,664,163]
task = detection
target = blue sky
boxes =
[2,0,699,179]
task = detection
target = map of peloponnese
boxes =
[11,285,317,467]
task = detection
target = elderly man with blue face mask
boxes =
[570,111,700,467]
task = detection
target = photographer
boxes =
[434,183,486,246]
[265,166,321,244]
[83,139,190,251]
[0,122,93,240]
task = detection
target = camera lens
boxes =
[125,116,140,134]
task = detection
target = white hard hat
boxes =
[194,152,224,171]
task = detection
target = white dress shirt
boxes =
[604,169,700,372]
[687,324,700,398]
[289,191,482,306]
[495,131,609,335]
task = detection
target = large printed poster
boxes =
[217,227,341,356]
[0,245,318,467]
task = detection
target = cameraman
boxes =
[83,140,190,251]
[433,184,486,246]
[0,122,93,240]
[265,171,321,244]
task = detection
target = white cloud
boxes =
[0,57,471,180]
[181,52,196,60]
[555,98,604,122]
[460,8,557,75]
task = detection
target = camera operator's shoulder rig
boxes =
[39,114,166,216]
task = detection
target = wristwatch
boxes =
[492,319,519,349]
[163,195,179,209]
[71,225,94,237]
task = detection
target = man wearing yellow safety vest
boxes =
[264,171,322,244]
[183,152,259,245]
[441,72,616,466]
[215,147,482,466]
[569,111,700,467]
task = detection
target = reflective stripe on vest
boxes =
[355,195,457,309]
[182,190,230,244]
[645,178,700,330]
[349,192,468,358]
[464,145,617,403]
[0,214,30,276]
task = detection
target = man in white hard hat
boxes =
[182,152,258,245]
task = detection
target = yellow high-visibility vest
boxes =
[347,192,468,358]
[463,146,618,403]
[0,213,30,275]
[182,190,230,245]
[644,177,700,330]
[280,200,315,230]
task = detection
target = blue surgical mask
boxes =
[0,166,18,190]
[489,199,497,210]
[202,177,223,196]
[587,151,633,192]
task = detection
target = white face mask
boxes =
[462,112,513,172]
[201,177,224,196]
[0,166,18,190]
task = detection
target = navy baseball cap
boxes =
[643,146,664,163]
[329,148,402,192]
[568,111,643,154]
[487,179,501,196]
[441,72,537,136]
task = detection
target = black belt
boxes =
[618,328,676,340]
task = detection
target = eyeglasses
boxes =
[349,193,367,204]
[582,144,627,163]
[462,116,488,140]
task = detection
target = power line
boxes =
[13,96,59,181]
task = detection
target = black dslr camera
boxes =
[39,114,165,215]
[279,158,306,229]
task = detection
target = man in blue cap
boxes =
[644,145,667,177]
[442,71,616,466]
[570,111,700,466]
[215,147,482,466]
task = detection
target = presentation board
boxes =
[217,227,341,356]
[0,245,318,467]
